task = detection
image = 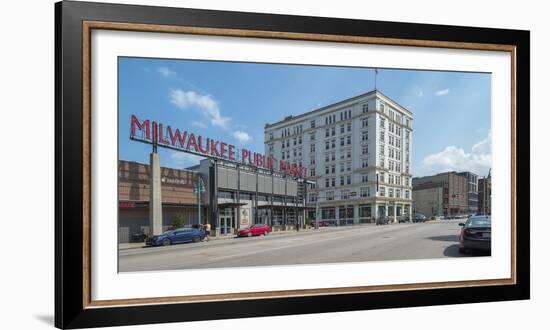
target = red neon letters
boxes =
[130,115,307,178]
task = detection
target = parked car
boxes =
[413,213,427,223]
[458,215,491,254]
[376,216,390,225]
[398,216,410,223]
[145,227,205,246]
[237,224,272,237]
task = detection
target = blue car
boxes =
[146,227,205,246]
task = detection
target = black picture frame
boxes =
[55,1,530,328]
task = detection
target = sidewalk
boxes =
[118,226,322,250]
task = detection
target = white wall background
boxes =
[0,0,546,329]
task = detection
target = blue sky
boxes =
[119,57,492,177]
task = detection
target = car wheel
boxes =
[248,232,252,237]
[192,236,200,243]
[162,238,171,246]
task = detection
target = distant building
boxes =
[412,183,443,217]
[457,171,479,214]
[478,175,492,215]
[412,171,469,217]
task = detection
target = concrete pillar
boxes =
[408,204,412,222]
[393,204,397,223]
[149,152,163,236]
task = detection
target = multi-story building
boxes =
[412,171,469,217]
[264,90,413,224]
[478,175,492,215]
[457,171,479,214]
[412,183,443,218]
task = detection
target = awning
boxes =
[218,202,248,208]
[256,204,315,210]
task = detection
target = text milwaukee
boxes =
[130,115,307,178]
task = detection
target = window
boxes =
[346,150,351,159]
[347,122,352,132]
[331,177,336,187]
[331,139,336,149]
[340,124,345,134]
[340,150,345,160]
[309,168,316,177]
[310,120,316,128]
[380,186,386,197]
[362,159,368,168]
[362,103,369,113]
[293,137,297,145]
[310,157,315,165]
[379,131,385,142]
[332,152,336,161]
[359,205,372,218]
[281,152,285,160]
[268,144,273,152]
[309,193,317,202]
[340,176,344,186]
[325,153,330,162]
[380,117,385,128]
[362,174,368,183]
[281,141,285,149]
[379,144,385,155]
[342,190,350,200]
[379,172,385,183]
[346,162,351,172]
[340,137,345,146]
[331,165,336,174]
[340,162,345,173]
[362,145,368,155]
[310,132,315,141]
[380,158,385,167]
[321,207,335,219]
[389,174,394,184]
[325,128,329,137]
[325,166,330,175]
[362,118,368,127]
[331,126,336,136]
[310,144,315,153]
[325,140,330,150]
[325,178,330,187]
[326,191,335,201]
[396,189,401,198]
[346,135,351,145]
[405,190,410,199]
[360,187,370,197]
[347,175,351,185]
[389,188,394,198]
[298,136,302,144]
[269,133,273,140]
[362,131,368,141]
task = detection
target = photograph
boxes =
[117,57,493,272]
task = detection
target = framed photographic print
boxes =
[55,0,530,328]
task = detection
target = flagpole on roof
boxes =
[374,68,378,91]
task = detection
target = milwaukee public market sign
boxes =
[130,115,307,178]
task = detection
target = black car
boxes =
[413,213,427,223]
[458,215,491,254]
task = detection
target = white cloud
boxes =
[233,130,251,144]
[169,151,204,168]
[170,89,230,128]
[157,67,176,78]
[435,88,450,96]
[416,131,492,177]
[191,120,207,128]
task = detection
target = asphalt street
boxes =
[119,220,488,272]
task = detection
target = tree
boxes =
[172,214,186,229]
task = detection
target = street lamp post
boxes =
[194,176,205,225]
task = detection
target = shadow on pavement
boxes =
[444,243,491,257]
[428,234,459,242]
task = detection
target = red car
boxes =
[237,224,272,237]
